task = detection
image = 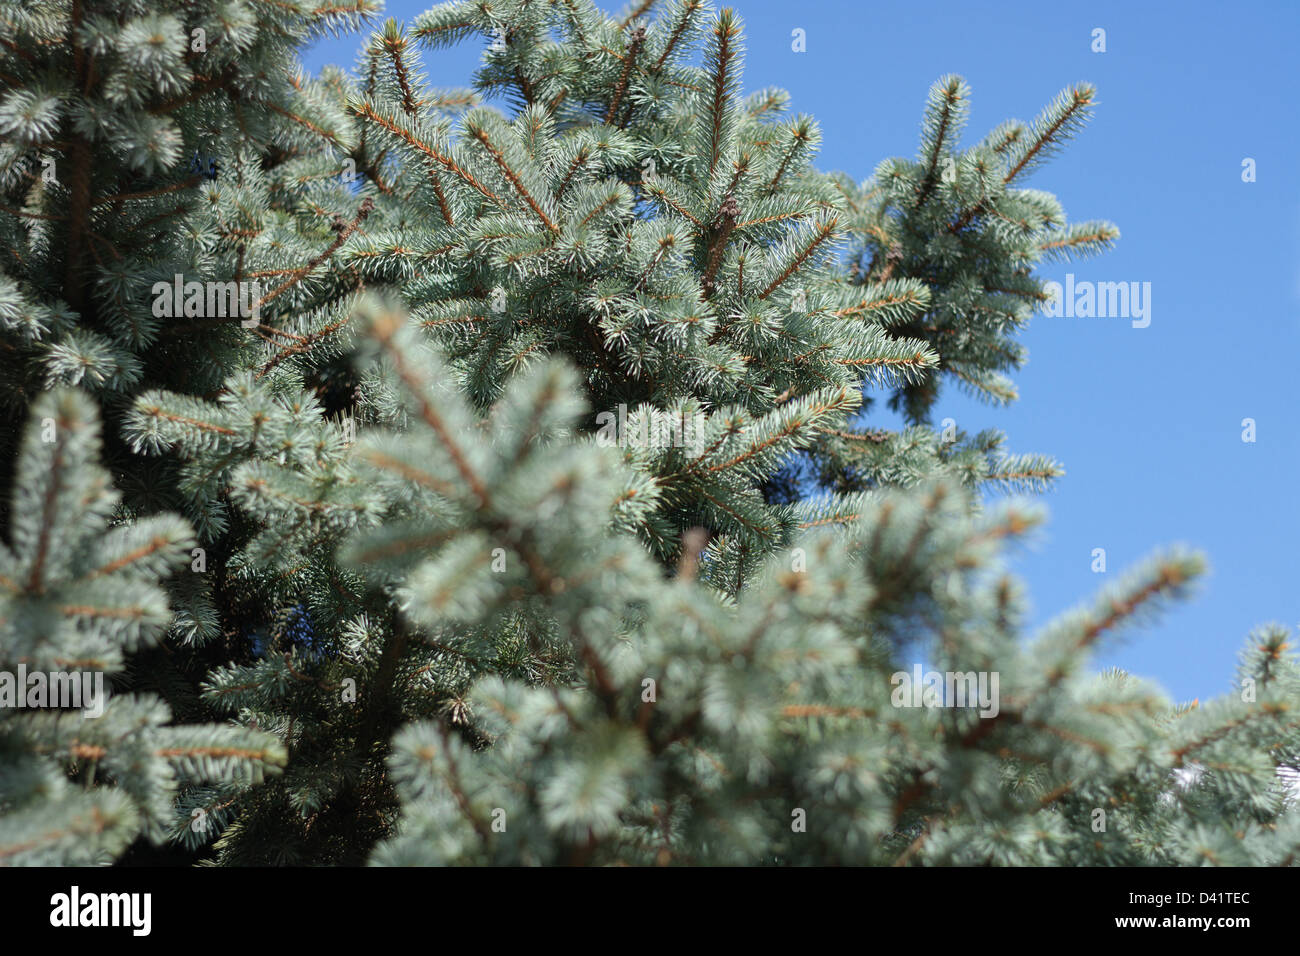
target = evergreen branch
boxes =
[313,1,383,19]
[780,705,874,718]
[1038,229,1114,252]
[757,214,838,299]
[57,603,145,621]
[947,365,1017,404]
[134,406,236,437]
[368,312,490,507]
[356,448,460,500]
[641,180,702,226]
[577,188,625,227]
[148,65,238,116]
[633,232,679,291]
[380,27,420,115]
[982,465,1062,485]
[652,0,704,72]
[346,526,459,564]
[93,177,203,207]
[915,76,966,208]
[255,197,375,311]
[1036,221,1120,263]
[1169,706,1295,765]
[831,290,925,318]
[735,209,805,229]
[554,147,591,201]
[154,746,278,760]
[817,427,889,443]
[1003,84,1095,185]
[464,122,561,235]
[606,25,646,124]
[428,172,454,224]
[431,723,493,843]
[695,485,778,538]
[354,102,503,205]
[949,85,1095,233]
[262,100,347,148]
[765,124,810,192]
[0,204,66,221]
[256,314,353,379]
[797,513,861,529]
[700,194,738,298]
[410,20,477,44]
[702,10,741,183]
[0,807,112,862]
[620,0,658,28]
[82,535,173,580]
[702,388,855,474]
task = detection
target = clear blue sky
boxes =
[302,0,1300,704]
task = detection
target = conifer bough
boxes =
[0,0,1294,866]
